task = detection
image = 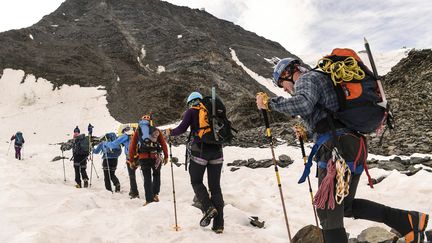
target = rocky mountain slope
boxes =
[0,0,296,128]
[0,0,430,156]
[375,49,432,155]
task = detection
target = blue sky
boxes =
[1,0,431,57]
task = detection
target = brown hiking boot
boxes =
[143,201,152,207]
[212,226,224,234]
[153,195,159,202]
[200,206,218,227]
[405,211,429,243]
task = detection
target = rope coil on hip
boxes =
[313,148,351,209]
[334,150,351,204]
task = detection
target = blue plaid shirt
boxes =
[269,71,339,134]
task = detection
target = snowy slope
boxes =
[0,68,431,243]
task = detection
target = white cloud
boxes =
[163,0,432,57]
[0,0,66,31]
[1,0,431,59]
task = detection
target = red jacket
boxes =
[129,128,168,160]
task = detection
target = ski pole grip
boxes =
[261,109,271,138]
[299,136,306,157]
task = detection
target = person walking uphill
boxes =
[129,114,168,206]
[256,56,429,243]
[88,123,94,136]
[165,92,225,234]
[72,134,90,188]
[10,131,25,160]
[106,125,139,199]
[93,132,122,192]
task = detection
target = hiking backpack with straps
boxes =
[104,132,122,157]
[192,90,235,144]
[15,132,24,145]
[73,134,90,156]
[137,120,161,153]
[315,48,387,134]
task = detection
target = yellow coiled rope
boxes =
[318,56,365,86]
[333,148,351,205]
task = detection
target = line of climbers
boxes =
[62,47,428,241]
[66,90,230,234]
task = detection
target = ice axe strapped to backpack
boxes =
[191,87,237,145]
[314,47,394,135]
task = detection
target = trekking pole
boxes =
[61,149,66,182]
[88,135,93,187]
[260,106,292,242]
[7,142,12,156]
[89,156,93,187]
[168,136,180,231]
[295,125,320,228]
[91,154,99,179]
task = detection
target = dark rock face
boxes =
[375,49,432,156]
[0,0,298,129]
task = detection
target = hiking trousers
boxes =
[315,133,417,242]
[73,155,89,186]
[102,158,120,191]
[139,158,161,202]
[127,162,139,195]
[189,159,224,229]
[14,145,22,160]
[318,169,417,242]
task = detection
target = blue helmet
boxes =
[186,92,203,104]
[272,58,300,87]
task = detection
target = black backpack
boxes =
[193,94,235,145]
[15,132,24,145]
[137,124,161,153]
[73,134,90,156]
[316,48,387,134]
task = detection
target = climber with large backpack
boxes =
[71,134,90,188]
[10,131,25,160]
[93,132,122,192]
[256,50,428,243]
[165,89,233,234]
[129,114,168,205]
[106,123,139,199]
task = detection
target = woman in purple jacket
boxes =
[166,91,224,234]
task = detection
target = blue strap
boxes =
[318,161,364,174]
[297,130,346,184]
[298,133,332,184]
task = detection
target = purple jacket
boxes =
[171,107,223,161]
[171,108,200,143]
